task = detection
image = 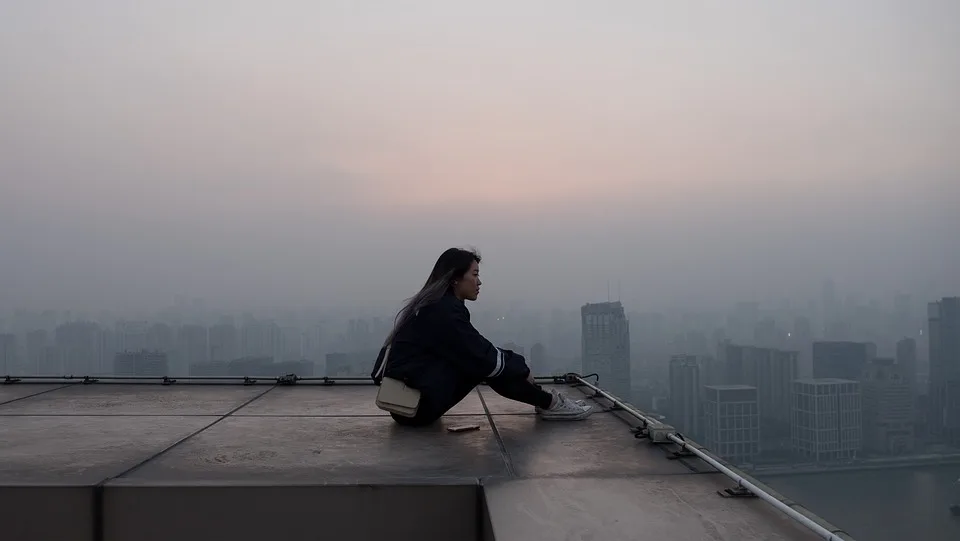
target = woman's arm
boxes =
[427,299,530,381]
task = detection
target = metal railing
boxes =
[569,374,854,541]
[2,373,562,386]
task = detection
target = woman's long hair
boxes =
[382,247,481,347]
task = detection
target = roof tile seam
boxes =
[476,388,517,478]
[88,385,278,540]
[0,383,78,407]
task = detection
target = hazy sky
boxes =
[1,1,958,312]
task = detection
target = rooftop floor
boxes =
[0,380,847,541]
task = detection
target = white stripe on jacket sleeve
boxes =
[487,348,504,378]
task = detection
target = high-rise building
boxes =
[896,338,918,386]
[812,341,875,380]
[325,351,379,377]
[668,355,700,439]
[178,324,209,373]
[209,323,239,362]
[55,321,101,375]
[38,345,61,375]
[861,358,914,455]
[241,319,283,360]
[114,350,169,377]
[529,343,547,376]
[117,320,150,352]
[98,327,116,374]
[928,297,960,445]
[792,378,862,462]
[280,326,305,361]
[719,342,797,443]
[791,316,814,378]
[147,323,176,353]
[754,318,787,349]
[0,333,17,374]
[702,385,760,465]
[25,329,47,375]
[581,302,630,401]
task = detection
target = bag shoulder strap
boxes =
[373,344,391,381]
[374,309,421,383]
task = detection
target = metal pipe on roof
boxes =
[1,375,376,385]
[571,374,852,541]
[664,432,849,541]
[568,375,666,429]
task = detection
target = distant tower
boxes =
[581,302,631,401]
[0,333,17,375]
[862,358,915,455]
[928,297,960,445]
[896,337,918,386]
[669,355,700,439]
[529,343,547,376]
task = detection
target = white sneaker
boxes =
[538,391,594,421]
[535,395,586,413]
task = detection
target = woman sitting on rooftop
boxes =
[371,247,593,426]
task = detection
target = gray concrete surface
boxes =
[0,384,266,415]
[123,414,507,483]
[484,476,818,541]
[0,383,71,405]
[0,415,217,484]
[0,382,836,541]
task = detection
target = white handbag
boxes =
[374,345,421,417]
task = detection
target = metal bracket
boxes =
[3,376,22,384]
[320,376,336,385]
[718,486,757,499]
[161,377,177,386]
[81,376,99,384]
[243,377,258,386]
[276,374,298,385]
[667,449,698,460]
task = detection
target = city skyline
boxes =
[2,2,959,540]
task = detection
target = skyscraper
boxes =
[55,321,101,375]
[812,341,875,380]
[117,320,150,352]
[668,355,700,439]
[896,337,918,388]
[719,341,798,444]
[114,350,170,377]
[581,302,630,401]
[529,343,547,376]
[928,297,960,445]
[209,322,240,362]
[0,333,17,375]
[861,358,914,455]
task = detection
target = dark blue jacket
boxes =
[370,292,530,394]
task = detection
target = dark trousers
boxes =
[392,372,553,427]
